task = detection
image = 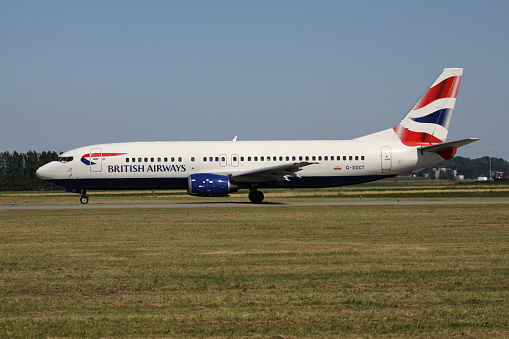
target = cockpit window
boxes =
[55,156,74,163]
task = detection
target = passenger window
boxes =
[138,158,142,162]
[261,156,264,161]
[132,158,136,162]
[361,156,365,160]
[203,157,207,162]
[151,158,154,162]
[158,157,161,162]
[355,156,359,160]
[318,156,322,161]
[215,157,219,162]
[312,156,316,161]
[324,156,328,161]
[240,156,244,161]
[164,157,168,162]
[191,157,195,162]
[178,157,182,162]
[279,156,283,161]
[305,156,309,161]
[222,156,226,162]
[171,157,175,162]
[144,158,148,162]
[299,156,303,161]
[233,156,237,161]
[349,156,353,160]
[343,156,347,161]
[254,156,258,161]
[209,157,213,162]
[248,156,251,161]
[126,158,129,163]
[285,156,289,161]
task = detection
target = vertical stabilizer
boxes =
[393,68,463,146]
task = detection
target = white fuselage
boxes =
[36,139,443,191]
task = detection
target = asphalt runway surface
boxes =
[2,198,509,210]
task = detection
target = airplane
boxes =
[36,68,479,204]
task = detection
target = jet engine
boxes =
[187,174,238,197]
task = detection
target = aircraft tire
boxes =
[248,190,264,203]
[80,195,89,204]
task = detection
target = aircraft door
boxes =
[381,146,392,170]
[220,154,227,167]
[231,154,239,167]
[90,148,102,172]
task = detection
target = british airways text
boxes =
[108,164,186,173]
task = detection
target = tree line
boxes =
[0,151,61,191]
[417,156,509,180]
[1,151,508,191]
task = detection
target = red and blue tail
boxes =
[356,68,478,159]
[393,68,463,146]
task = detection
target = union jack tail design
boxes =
[393,68,463,146]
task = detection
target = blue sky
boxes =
[2,1,508,161]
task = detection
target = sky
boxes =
[2,1,509,161]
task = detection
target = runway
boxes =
[2,198,509,210]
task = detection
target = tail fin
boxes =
[393,68,463,146]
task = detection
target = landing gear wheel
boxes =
[80,195,89,204]
[248,190,264,203]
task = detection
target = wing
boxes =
[230,162,316,183]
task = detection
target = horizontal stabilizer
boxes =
[418,138,480,152]
[418,138,479,160]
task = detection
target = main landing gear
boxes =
[248,190,264,203]
[80,195,89,204]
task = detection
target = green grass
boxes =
[2,181,509,205]
[1,204,508,337]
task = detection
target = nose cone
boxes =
[36,163,53,180]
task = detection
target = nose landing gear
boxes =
[80,195,89,204]
[66,188,89,204]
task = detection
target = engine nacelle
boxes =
[187,174,238,197]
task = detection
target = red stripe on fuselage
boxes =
[412,75,461,110]
[81,152,127,158]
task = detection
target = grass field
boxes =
[2,180,509,206]
[1,200,508,337]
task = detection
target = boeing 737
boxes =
[36,68,478,204]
